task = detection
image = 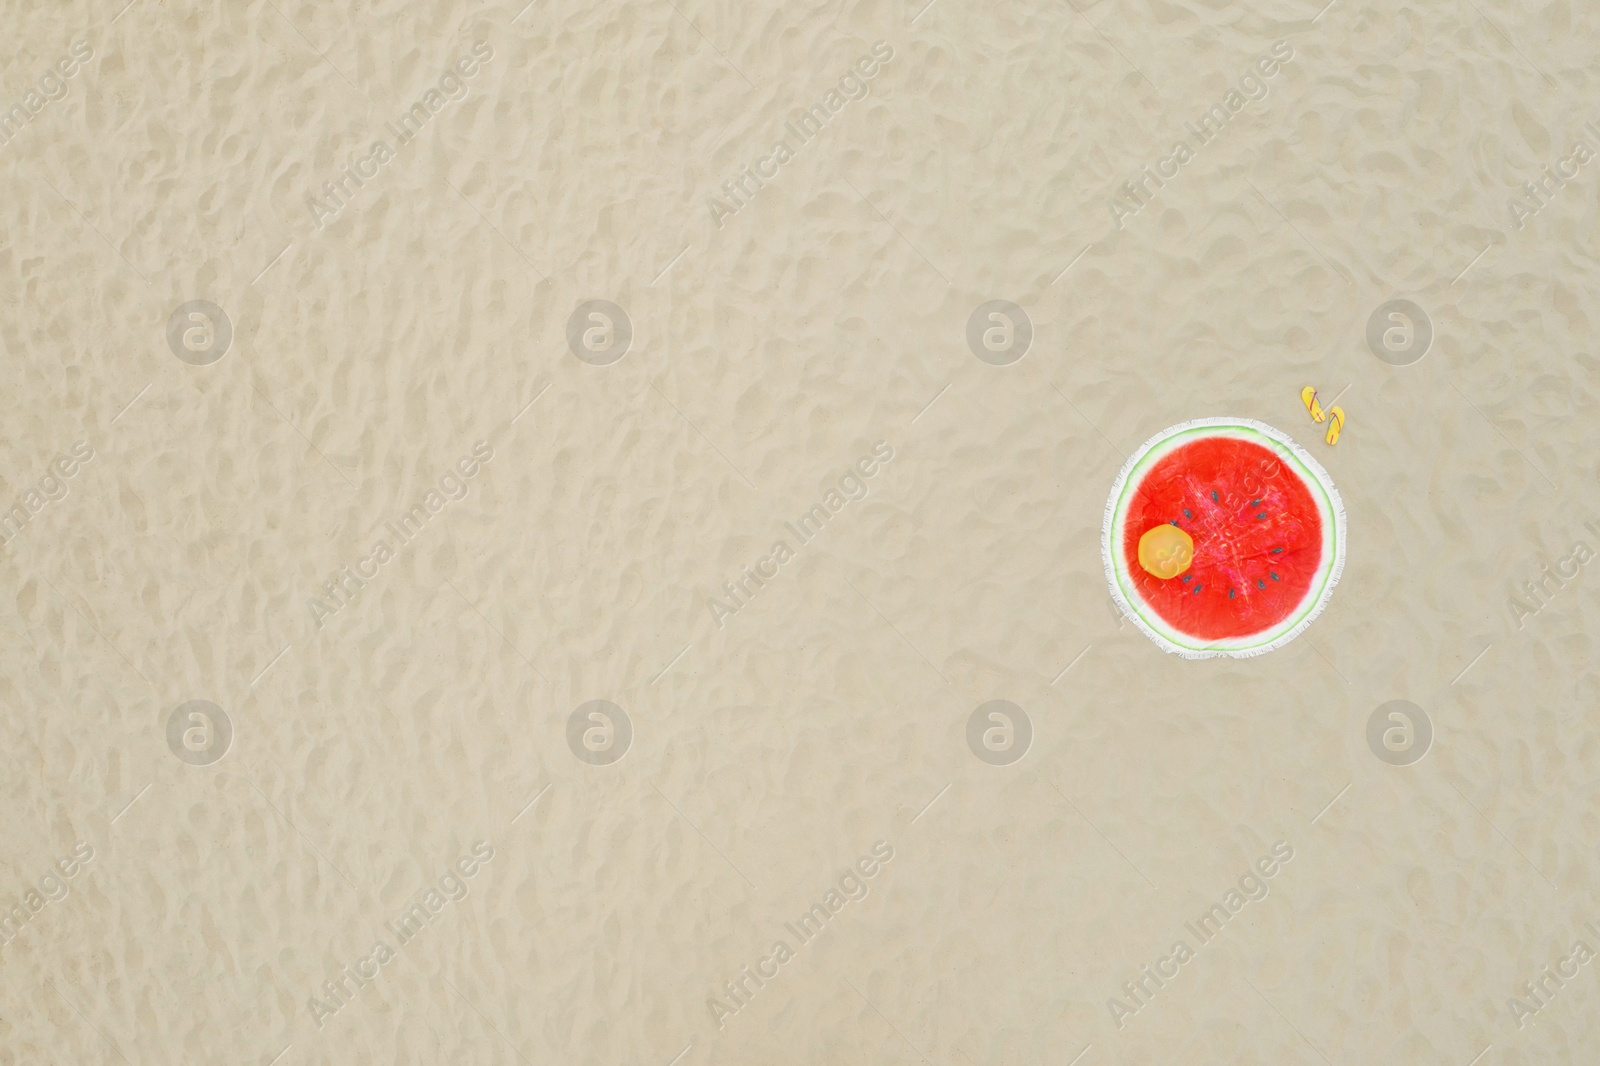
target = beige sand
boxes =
[2,0,1598,1063]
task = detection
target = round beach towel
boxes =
[1102,418,1345,659]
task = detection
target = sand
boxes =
[2,0,1598,1063]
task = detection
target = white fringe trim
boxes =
[1101,417,1347,660]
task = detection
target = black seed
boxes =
[1256,512,1267,520]
[1183,509,1194,519]
[1270,572,1280,581]
[1211,490,1219,502]
[1271,547,1284,554]
[1192,585,1202,594]
[1256,579,1266,589]
[1170,520,1180,527]
[1228,588,1236,599]
[1250,498,1261,506]
[1182,574,1192,583]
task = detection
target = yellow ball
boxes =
[1138,523,1194,579]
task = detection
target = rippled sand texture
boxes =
[3,0,1600,1063]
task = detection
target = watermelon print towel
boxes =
[1103,418,1346,659]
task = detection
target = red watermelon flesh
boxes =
[1120,436,1323,641]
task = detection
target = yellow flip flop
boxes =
[1325,406,1345,445]
[1300,386,1325,423]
